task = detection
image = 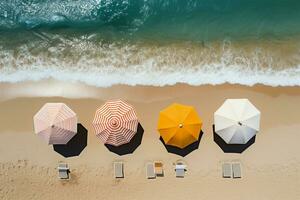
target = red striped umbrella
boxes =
[92,100,138,146]
[33,103,77,145]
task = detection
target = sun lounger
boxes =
[146,163,156,179]
[176,168,185,178]
[114,162,124,178]
[222,163,232,178]
[232,163,241,178]
[58,163,70,179]
[175,164,186,178]
[154,162,164,177]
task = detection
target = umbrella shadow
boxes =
[213,124,255,153]
[53,123,88,157]
[104,123,144,156]
[160,131,204,157]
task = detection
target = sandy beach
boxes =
[0,81,299,199]
[1,1,300,199]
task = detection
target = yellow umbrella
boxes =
[157,103,203,149]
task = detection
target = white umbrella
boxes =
[214,99,260,144]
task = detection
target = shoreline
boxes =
[2,37,300,88]
[1,80,300,101]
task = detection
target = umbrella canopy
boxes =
[92,99,138,146]
[33,103,77,145]
[157,103,202,149]
[214,99,261,144]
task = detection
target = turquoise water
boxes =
[0,0,300,86]
[1,0,300,40]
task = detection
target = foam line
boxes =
[1,65,300,87]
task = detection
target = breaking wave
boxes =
[1,65,300,87]
[1,35,300,87]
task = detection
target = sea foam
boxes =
[0,33,300,87]
[1,63,300,87]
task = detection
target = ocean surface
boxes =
[1,0,300,87]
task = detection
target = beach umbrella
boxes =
[92,99,139,146]
[157,103,203,149]
[33,103,77,145]
[214,99,260,144]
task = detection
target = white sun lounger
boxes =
[232,163,241,178]
[58,163,70,179]
[175,164,186,178]
[222,163,232,178]
[114,162,124,178]
[146,163,156,179]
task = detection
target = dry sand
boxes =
[0,81,300,200]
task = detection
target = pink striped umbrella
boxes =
[33,103,77,145]
[92,100,138,146]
